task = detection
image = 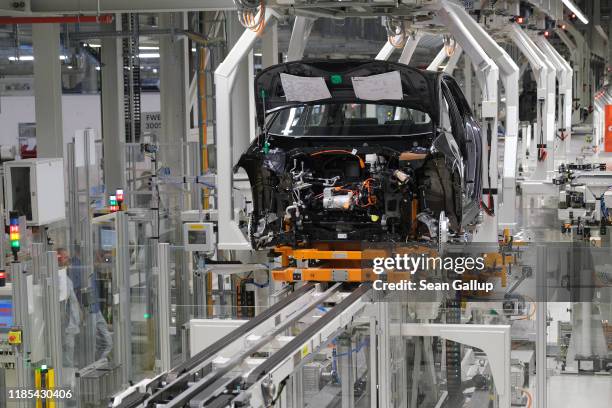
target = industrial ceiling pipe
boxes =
[0,15,114,25]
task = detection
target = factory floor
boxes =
[547,374,612,408]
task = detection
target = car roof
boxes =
[254,59,442,127]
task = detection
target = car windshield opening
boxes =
[267,103,432,137]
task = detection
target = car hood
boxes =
[255,59,440,129]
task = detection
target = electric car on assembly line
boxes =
[235,60,484,249]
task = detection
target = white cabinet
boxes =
[4,158,66,226]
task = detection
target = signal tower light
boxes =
[9,212,20,260]
[109,195,118,212]
[0,271,6,287]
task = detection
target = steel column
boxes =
[115,211,132,385]
[43,251,64,396]
[156,243,172,372]
[11,261,31,408]
[159,12,190,176]
[101,14,127,193]
[32,23,63,158]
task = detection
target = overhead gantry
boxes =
[442,1,521,231]
[437,1,501,242]
[534,35,573,160]
[216,9,277,249]
[509,24,556,181]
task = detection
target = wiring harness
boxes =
[233,0,266,33]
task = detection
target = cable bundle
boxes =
[234,0,266,33]
[385,17,406,48]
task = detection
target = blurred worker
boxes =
[58,248,113,363]
[57,248,81,369]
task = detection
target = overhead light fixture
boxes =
[8,55,34,61]
[139,53,160,58]
[561,0,588,24]
[139,46,159,50]
[85,43,102,48]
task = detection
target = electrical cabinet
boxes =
[3,158,66,226]
[182,222,215,252]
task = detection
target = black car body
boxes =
[236,60,482,249]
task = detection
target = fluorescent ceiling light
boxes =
[139,53,160,58]
[562,0,589,24]
[253,52,262,57]
[85,43,102,48]
[8,55,34,61]
[139,46,159,50]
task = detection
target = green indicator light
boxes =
[259,89,267,98]
[11,241,20,248]
[330,74,342,85]
[144,313,151,319]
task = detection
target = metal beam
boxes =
[398,32,423,65]
[426,47,447,71]
[215,10,276,250]
[375,41,396,61]
[29,0,235,13]
[32,23,63,158]
[442,45,462,73]
[287,16,316,62]
[261,20,279,69]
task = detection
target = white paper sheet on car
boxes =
[351,71,403,101]
[280,73,332,102]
